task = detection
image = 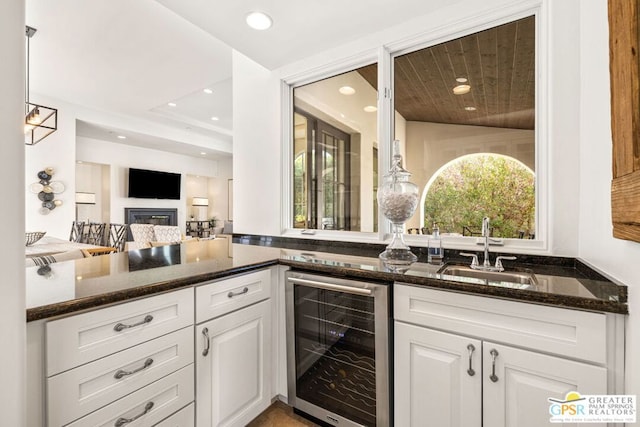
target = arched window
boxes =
[421,154,535,239]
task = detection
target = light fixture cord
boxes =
[25,28,30,113]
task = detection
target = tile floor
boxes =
[246,401,319,427]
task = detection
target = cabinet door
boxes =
[395,321,482,427]
[482,342,608,427]
[196,300,272,427]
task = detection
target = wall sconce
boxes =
[192,197,209,221]
[28,167,64,215]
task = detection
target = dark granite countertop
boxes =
[26,237,628,322]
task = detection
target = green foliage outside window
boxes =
[424,154,535,238]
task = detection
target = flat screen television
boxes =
[128,168,181,200]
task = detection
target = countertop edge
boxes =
[27,254,629,322]
[26,260,279,322]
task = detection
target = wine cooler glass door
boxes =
[286,272,389,427]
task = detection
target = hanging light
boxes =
[25,26,57,145]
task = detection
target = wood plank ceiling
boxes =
[358,15,535,130]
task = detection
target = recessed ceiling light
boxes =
[456,77,468,83]
[364,105,377,113]
[339,86,356,95]
[246,11,273,30]
[211,116,219,121]
[465,106,477,111]
[203,88,213,94]
[200,152,206,156]
[117,135,126,139]
[452,84,471,95]
[168,102,177,107]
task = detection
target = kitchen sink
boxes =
[437,264,538,289]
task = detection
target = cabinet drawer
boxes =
[196,269,271,323]
[47,326,193,426]
[394,284,608,364]
[155,402,194,426]
[66,364,194,427]
[46,288,194,375]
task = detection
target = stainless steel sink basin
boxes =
[437,265,538,288]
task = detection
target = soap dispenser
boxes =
[428,222,443,264]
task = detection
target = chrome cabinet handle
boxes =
[489,349,499,382]
[466,344,476,376]
[114,401,154,426]
[227,287,249,298]
[114,358,153,379]
[202,327,210,356]
[113,314,153,332]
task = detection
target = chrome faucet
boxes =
[460,217,516,271]
[481,217,492,269]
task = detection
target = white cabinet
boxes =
[483,342,606,427]
[394,284,621,427]
[45,288,195,426]
[195,270,273,427]
[395,322,481,427]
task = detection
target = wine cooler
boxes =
[285,271,391,427]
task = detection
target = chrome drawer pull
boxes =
[227,287,249,298]
[489,349,499,382]
[114,401,154,426]
[114,358,154,379]
[202,327,210,356]
[466,344,476,376]
[113,314,153,332]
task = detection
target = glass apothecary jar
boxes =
[377,140,419,270]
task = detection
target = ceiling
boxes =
[358,16,535,130]
[26,0,527,157]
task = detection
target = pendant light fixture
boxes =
[25,25,57,145]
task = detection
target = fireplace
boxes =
[125,208,178,241]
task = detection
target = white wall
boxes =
[578,0,640,396]
[233,0,637,393]
[232,50,282,235]
[0,1,26,424]
[234,0,579,253]
[77,136,228,235]
[25,96,77,238]
[75,162,105,223]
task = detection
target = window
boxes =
[288,14,538,241]
[392,15,536,237]
[292,64,378,232]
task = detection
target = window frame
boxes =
[281,3,549,253]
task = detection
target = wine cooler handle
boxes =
[113,314,153,332]
[288,278,372,296]
[466,344,476,376]
[489,349,499,382]
[202,327,210,357]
